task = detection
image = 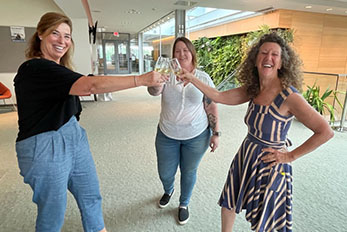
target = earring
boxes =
[39,36,42,40]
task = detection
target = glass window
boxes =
[142,12,175,72]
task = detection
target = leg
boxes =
[155,127,180,194]
[16,131,72,232]
[221,207,236,232]
[68,128,105,232]
[179,128,210,206]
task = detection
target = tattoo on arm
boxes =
[208,113,216,131]
[204,95,212,106]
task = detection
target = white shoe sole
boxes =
[158,190,174,208]
[178,218,189,225]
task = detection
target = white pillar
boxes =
[138,32,144,74]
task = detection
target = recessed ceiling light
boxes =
[127,9,141,14]
[305,5,312,9]
[326,8,333,11]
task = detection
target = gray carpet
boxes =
[0,87,346,232]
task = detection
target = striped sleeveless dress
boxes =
[219,86,298,232]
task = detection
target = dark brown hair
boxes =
[238,32,303,98]
[26,12,74,69]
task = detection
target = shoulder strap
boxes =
[273,86,298,108]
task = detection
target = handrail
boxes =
[216,68,239,91]
[303,71,347,132]
[339,86,347,132]
[216,70,347,132]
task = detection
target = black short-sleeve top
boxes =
[14,58,84,141]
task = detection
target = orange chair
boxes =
[0,82,17,111]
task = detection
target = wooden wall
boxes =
[278,10,347,74]
[189,9,347,75]
[189,11,281,40]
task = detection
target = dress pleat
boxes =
[219,86,298,232]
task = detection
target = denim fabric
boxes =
[16,116,104,232]
[155,126,211,206]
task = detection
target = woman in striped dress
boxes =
[179,33,334,231]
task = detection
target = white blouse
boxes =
[159,69,215,140]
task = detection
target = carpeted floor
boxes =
[0,87,346,232]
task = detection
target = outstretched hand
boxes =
[178,68,196,86]
[261,147,295,167]
[141,71,168,87]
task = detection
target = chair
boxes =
[0,82,17,111]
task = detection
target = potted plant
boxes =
[302,82,342,123]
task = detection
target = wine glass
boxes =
[169,58,183,84]
[155,57,171,82]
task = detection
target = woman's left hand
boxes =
[178,68,196,85]
[261,147,294,167]
[209,135,219,152]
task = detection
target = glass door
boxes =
[102,40,130,74]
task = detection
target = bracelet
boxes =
[134,75,138,87]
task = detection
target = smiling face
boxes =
[174,41,194,71]
[40,23,72,63]
[256,42,282,78]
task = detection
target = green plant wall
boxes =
[192,25,294,87]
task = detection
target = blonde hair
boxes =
[26,12,75,70]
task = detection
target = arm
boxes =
[147,85,164,96]
[180,69,250,105]
[204,95,220,152]
[69,71,166,96]
[262,93,334,166]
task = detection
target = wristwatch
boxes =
[212,131,221,137]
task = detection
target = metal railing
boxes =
[215,70,347,132]
[216,68,239,91]
[303,71,347,132]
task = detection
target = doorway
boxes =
[102,40,130,74]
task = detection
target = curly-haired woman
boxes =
[179,32,333,231]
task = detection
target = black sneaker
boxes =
[158,189,174,208]
[178,206,189,225]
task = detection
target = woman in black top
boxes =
[14,12,165,232]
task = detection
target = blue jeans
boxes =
[16,116,105,232]
[155,126,211,206]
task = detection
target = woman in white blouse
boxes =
[148,37,220,225]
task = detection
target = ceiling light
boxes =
[127,9,141,14]
[326,8,333,11]
[305,5,312,9]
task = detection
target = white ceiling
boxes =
[55,0,347,36]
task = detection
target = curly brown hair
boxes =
[25,12,75,70]
[238,32,303,98]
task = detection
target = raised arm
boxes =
[69,71,166,96]
[147,85,165,96]
[179,69,249,105]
